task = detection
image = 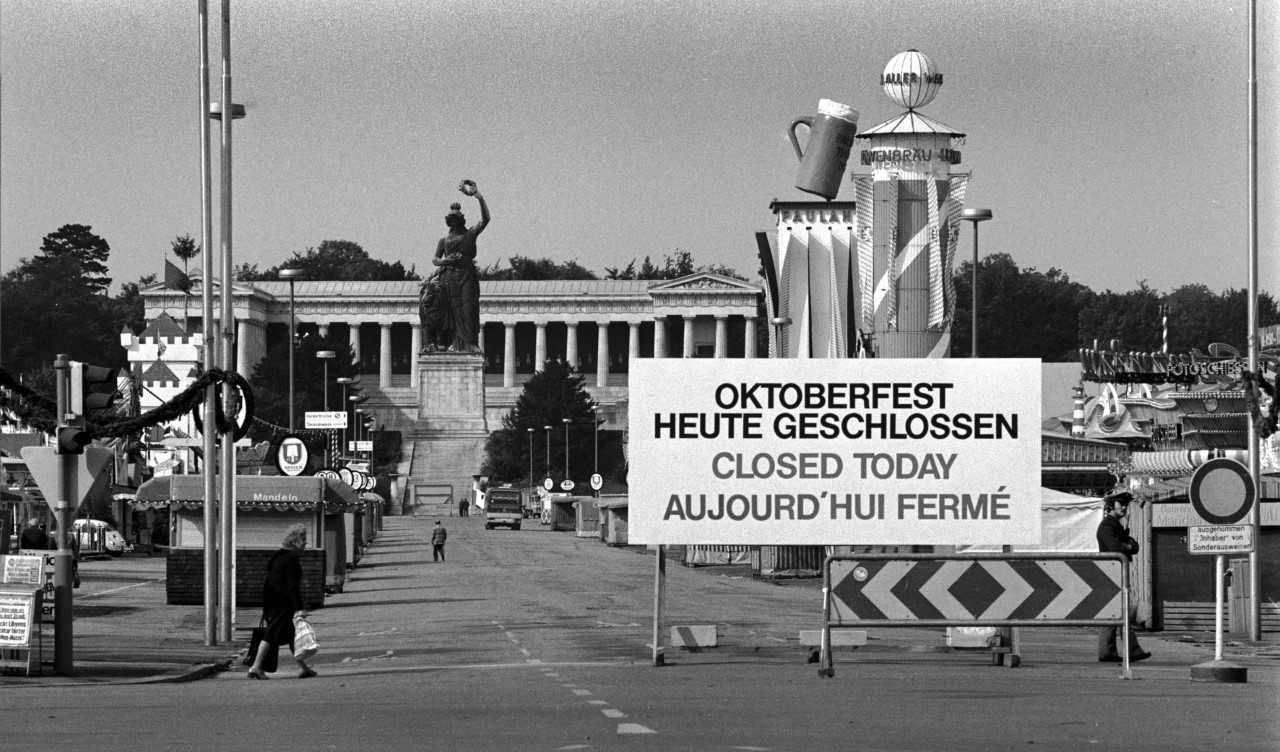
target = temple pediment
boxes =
[648,272,760,294]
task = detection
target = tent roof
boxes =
[134,474,361,512]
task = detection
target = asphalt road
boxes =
[0,515,1275,751]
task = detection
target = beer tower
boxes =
[760,50,971,359]
[855,49,969,358]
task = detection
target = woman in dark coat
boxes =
[247,524,316,679]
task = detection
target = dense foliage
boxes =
[480,360,624,487]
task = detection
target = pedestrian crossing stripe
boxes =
[828,554,1125,625]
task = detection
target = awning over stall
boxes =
[134,474,361,512]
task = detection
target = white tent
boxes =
[960,487,1102,553]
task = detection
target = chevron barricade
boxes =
[820,552,1133,679]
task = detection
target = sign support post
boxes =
[1186,458,1252,683]
[651,545,665,667]
[52,354,74,675]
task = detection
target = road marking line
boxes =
[77,581,154,599]
[617,723,656,735]
[519,647,531,657]
[602,708,625,718]
[586,700,608,706]
[572,689,591,696]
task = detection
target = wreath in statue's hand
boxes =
[459,179,478,196]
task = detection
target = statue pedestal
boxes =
[407,352,489,516]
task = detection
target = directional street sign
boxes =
[20,446,113,510]
[829,555,1124,625]
[304,411,348,430]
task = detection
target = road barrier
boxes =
[820,552,1133,679]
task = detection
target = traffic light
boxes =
[57,424,91,454]
[69,361,120,415]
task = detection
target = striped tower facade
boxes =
[854,128,967,358]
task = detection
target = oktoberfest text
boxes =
[651,381,1018,441]
[651,381,1022,523]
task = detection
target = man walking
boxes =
[1096,491,1151,662]
[431,520,448,562]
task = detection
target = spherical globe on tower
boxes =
[881,49,942,110]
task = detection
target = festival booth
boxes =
[573,497,600,538]
[134,474,362,608]
[548,497,579,532]
[596,497,629,546]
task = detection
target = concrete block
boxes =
[670,624,718,648]
[799,629,867,647]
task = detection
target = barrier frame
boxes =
[820,552,1132,679]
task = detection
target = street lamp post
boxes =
[316,350,336,465]
[591,406,600,497]
[960,208,993,358]
[336,377,354,459]
[316,350,336,410]
[562,417,571,484]
[543,425,552,481]
[526,427,535,490]
[279,268,306,429]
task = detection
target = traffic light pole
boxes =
[52,354,75,674]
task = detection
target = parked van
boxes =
[73,518,129,557]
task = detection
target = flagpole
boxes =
[198,0,219,646]
[1246,0,1261,642]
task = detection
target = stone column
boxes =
[350,324,363,370]
[566,321,579,370]
[744,314,757,358]
[628,322,640,366]
[596,323,609,388]
[653,317,666,358]
[682,316,695,358]
[379,323,392,388]
[503,322,516,388]
[410,324,422,391]
[535,322,548,371]
[714,315,728,358]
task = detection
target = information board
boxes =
[2,555,47,586]
[628,359,1042,545]
[0,590,37,647]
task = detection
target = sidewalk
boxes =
[3,516,1278,687]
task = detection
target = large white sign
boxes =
[628,359,1042,545]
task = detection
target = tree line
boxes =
[3,224,1275,385]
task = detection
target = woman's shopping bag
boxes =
[293,613,319,660]
[244,619,278,672]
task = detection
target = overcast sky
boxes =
[2,0,1276,301]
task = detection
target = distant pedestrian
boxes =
[248,524,317,679]
[431,520,447,562]
[1096,491,1151,663]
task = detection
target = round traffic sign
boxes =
[543,477,554,491]
[1189,458,1255,525]
[276,436,309,477]
[590,473,603,491]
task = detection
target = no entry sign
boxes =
[1189,458,1255,525]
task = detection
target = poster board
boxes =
[628,358,1042,545]
[0,589,38,647]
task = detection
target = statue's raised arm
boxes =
[460,179,490,236]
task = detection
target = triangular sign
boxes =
[20,446,114,511]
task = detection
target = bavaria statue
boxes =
[420,180,490,352]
